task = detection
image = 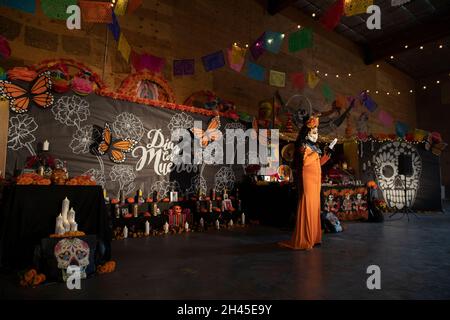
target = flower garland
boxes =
[19,269,46,288]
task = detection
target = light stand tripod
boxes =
[389,154,419,221]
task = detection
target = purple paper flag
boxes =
[202,51,225,72]
[108,12,121,41]
[173,59,195,76]
[360,91,378,112]
[140,53,165,73]
[250,33,266,60]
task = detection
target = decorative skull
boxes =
[328,194,334,201]
[54,238,90,281]
[373,141,422,210]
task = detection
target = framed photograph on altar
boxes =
[170,191,178,202]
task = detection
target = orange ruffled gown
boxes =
[279,145,329,250]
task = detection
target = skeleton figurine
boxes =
[353,193,367,217]
[342,193,353,215]
[54,238,90,281]
[324,194,339,214]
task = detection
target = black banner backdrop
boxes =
[6,93,247,198]
[359,141,442,211]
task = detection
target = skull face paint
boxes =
[373,142,422,210]
[54,238,90,281]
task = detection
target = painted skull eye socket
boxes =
[76,250,87,260]
[382,164,394,178]
[59,251,71,261]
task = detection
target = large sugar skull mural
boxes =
[373,142,422,209]
[54,238,90,281]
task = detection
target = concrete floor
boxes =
[1,211,450,300]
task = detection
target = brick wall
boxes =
[0,0,418,175]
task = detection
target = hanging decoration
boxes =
[395,121,409,138]
[131,52,166,73]
[227,45,246,72]
[247,62,265,81]
[108,12,121,41]
[41,0,77,20]
[307,71,320,89]
[269,70,286,88]
[378,110,394,127]
[114,0,129,16]
[264,31,284,54]
[289,28,313,52]
[322,83,335,102]
[0,0,35,13]
[359,91,377,112]
[0,35,11,59]
[79,1,113,24]
[344,0,373,16]
[201,51,225,72]
[118,34,131,63]
[250,33,266,60]
[320,0,345,30]
[173,59,195,76]
[290,72,305,90]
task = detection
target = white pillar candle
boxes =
[62,197,70,217]
[200,217,204,228]
[184,222,189,232]
[72,223,78,232]
[164,222,169,234]
[55,214,64,235]
[215,219,220,230]
[229,219,234,227]
[123,226,128,239]
[241,212,246,226]
[43,140,50,151]
[145,221,150,236]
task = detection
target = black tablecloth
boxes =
[0,185,111,270]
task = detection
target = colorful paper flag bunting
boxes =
[264,31,284,54]
[118,33,131,63]
[344,0,373,16]
[378,110,393,127]
[109,12,121,41]
[202,51,225,72]
[114,0,129,16]
[41,0,77,20]
[0,0,35,13]
[247,62,265,81]
[289,28,313,52]
[290,72,305,90]
[269,70,286,88]
[360,91,377,112]
[173,59,195,76]
[320,0,345,30]
[395,121,409,138]
[322,83,335,102]
[227,47,246,73]
[139,53,165,73]
[335,94,348,109]
[250,33,266,60]
[79,1,113,24]
[414,129,428,142]
[307,71,320,89]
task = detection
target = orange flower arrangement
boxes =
[16,173,51,185]
[66,175,96,186]
[146,197,153,203]
[50,231,86,238]
[127,197,135,204]
[367,181,378,189]
[111,198,120,204]
[97,261,116,274]
[19,269,46,288]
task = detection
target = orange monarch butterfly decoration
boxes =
[0,72,54,113]
[98,123,138,164]
[191,115,221,148]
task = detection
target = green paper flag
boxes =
[41,0,77,20]
[289,28,313,53]
[322,83,334,102]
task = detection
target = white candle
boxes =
[145,221,150,236]
[164,222,169,234]
[200,217,204,228]
[229,219,234,227]
[185,222,189,232]
[43,140,49,151]
[241,212,246,225]
[55,214,64,235]
[215,220,220,230]
[123,226,128,239]
[62,198,70,232]
[72,223,78,232]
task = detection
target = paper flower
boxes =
[214,167,235,193]
[167,112,194,131]
[83,168,106,187]
[7,114,38,151]
[188,175,207,195]
[150,180,180,198]
[52,95,90,128]
[112,112,145,141]
[69,125,93,154]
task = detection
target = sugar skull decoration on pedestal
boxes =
[54,238,90,281]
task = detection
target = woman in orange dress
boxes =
[279,115,331,250]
